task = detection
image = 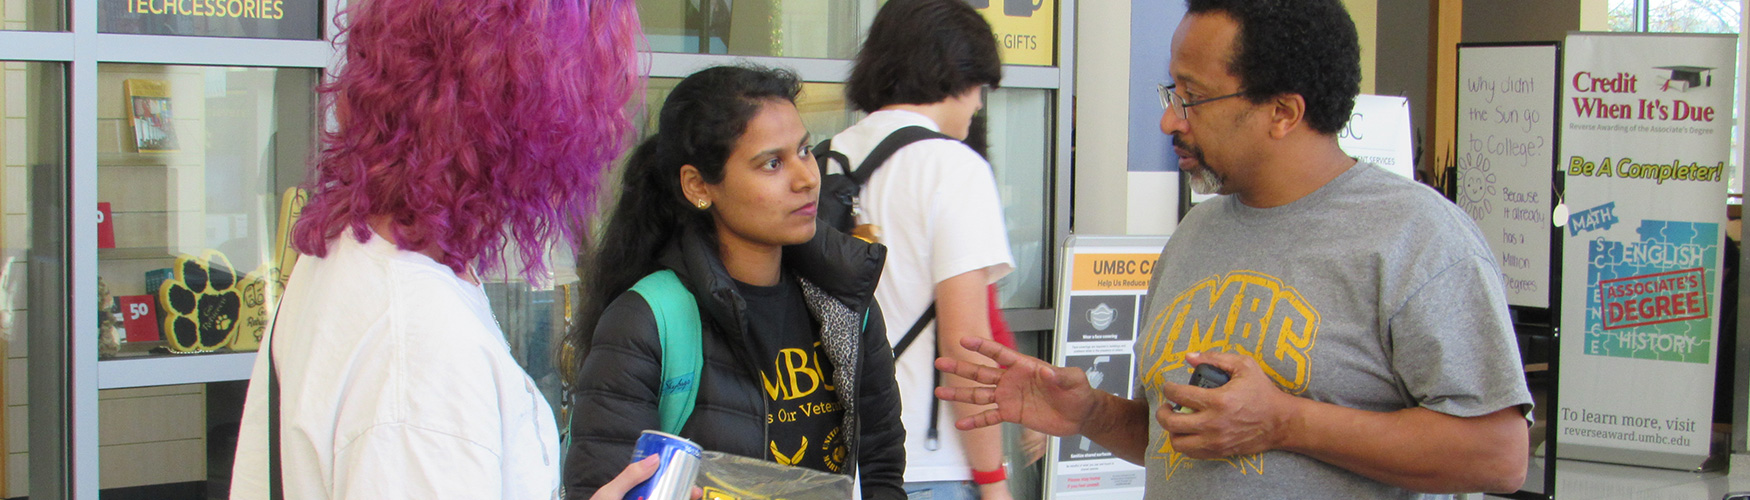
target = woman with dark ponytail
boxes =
[563,65,906,500]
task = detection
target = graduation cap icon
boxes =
[1654,66,1713,92]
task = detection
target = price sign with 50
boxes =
[116,295,160,342]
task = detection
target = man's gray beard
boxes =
[1187,165,1223,195]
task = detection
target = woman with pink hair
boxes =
[228,0,650,497]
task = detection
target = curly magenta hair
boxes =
[291,0,642,282]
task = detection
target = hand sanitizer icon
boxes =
[1085,356,1110,389]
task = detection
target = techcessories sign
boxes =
[101,0,319,39]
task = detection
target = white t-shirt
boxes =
[230,233,560,499]
[827,109,1015,483]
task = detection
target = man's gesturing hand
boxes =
[933,337,1105,437]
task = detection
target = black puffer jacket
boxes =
[565,222,906,500]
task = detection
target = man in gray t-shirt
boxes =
[934,0,1533,498]
[1135,162,1532,499]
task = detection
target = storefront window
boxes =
[627,79,1053,310]
[636,0,863,59]
[793,82,859,142]
[91,63,314,496]
[484,279,571,428]
[1608,0,1742,31]
[985,88,1051,310]
[1647,0,1742,32]
[2,60,64,499]
[639,77,858,143]
[1608,0,1741,193]
[98,382,234,495]
[0,0,62,31]
[95,64,315,362]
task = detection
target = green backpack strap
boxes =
[630,269,703,436]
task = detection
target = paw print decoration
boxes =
[157,250,276,353]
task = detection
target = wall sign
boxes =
[1556,32,1737,471]
[1340,95,1415,180]
[117,294,160,343]
[1044,235,1168,500]
[968,0,1056,66]
[1456,43,1560,309]
[98,202,116,250]
[101,0,320,39]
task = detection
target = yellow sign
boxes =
[124,0,286,20]
[1070,253,1158,291]
[273,186,308,291]
[970,0,1056,66]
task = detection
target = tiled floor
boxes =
[1485,455,1750,499]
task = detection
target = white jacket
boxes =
[230,233,560,499]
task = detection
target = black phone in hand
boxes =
[1171,364,1231,413]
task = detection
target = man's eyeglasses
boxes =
[1157,83,1246,120]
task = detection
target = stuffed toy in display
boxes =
[157,250,244,353]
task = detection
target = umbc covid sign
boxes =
[101,0,319,40]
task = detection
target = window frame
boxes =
[0,0,1076,496]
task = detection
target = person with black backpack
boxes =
[815,1,1015,498]
[562,65,907,500]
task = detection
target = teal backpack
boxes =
[558,270,698,458]
[624,268,869,436]
[629,269,704,436]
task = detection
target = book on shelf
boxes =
[124,79,180,153]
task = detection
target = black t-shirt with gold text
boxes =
[735,274,848,474]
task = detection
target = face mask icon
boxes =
[1087,302,1116,331]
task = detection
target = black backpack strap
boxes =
[858,126,953,450]
[848,126,953,184]
[926,340,942,451]
[814,138,849,179]
[890,304,937,358]
[889,304,942,450]
[267,311,284,500]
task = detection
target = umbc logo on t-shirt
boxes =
[1137,270,1321,477]
[1139,270,1321,396]
[761,347,837,401]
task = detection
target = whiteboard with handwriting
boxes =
[1457,44,1559,308]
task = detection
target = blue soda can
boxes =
[624,430,702,500]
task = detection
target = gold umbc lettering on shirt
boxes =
[1139,270,1321,398]
[1140,271,1313,475]
[761,342,836,401]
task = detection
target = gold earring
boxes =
[696,199,711,210]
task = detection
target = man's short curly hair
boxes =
[846,0,1003,113]
[1187,0,1360,135]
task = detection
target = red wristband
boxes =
[971,465,1007,485]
